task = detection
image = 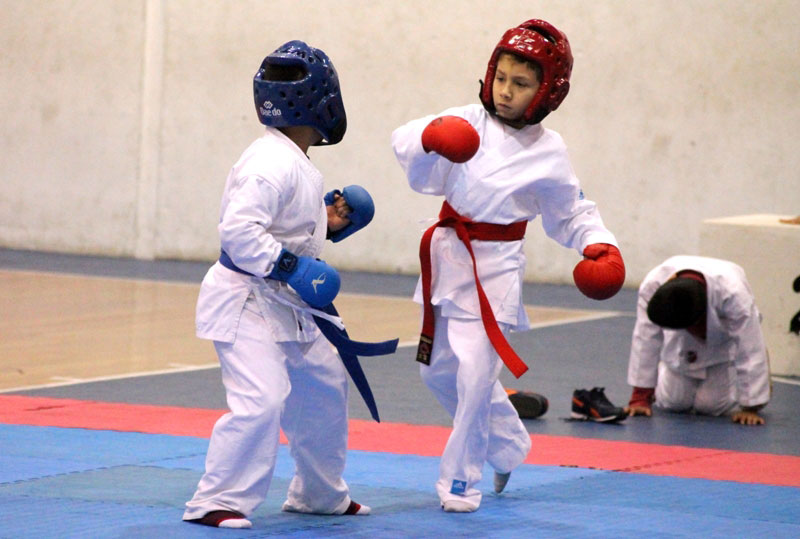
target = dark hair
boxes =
[647,277,707,329]
[261,63,306,82]
[497,51,542,82]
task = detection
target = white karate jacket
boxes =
[391,104,617,329]
[195,128,329,344]
[627,255,771,407]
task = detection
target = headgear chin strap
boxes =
[253,40,346,145]
[479,19,573,125]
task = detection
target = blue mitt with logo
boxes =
[267,249,340,308]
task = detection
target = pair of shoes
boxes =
[493,471,511,493]
[571,387,626,423]
[507,390,549,419]
[186,510,252,529]
[442,500,476,513]
[342,500,371,515]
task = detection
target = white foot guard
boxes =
[218,518,253,529]
[494,471,511,493]
[442,500,477,513]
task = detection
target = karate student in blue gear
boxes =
[184,41,380,529]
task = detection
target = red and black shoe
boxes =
[506,390,549,419]
[571,387,626,423]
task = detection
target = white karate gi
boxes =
[392,104,618,509]
[184,128,356,520]
[627,255,771,415]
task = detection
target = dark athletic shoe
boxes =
[571,387,627,423]
[507,390,549,419]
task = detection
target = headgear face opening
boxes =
[479,19,573,125]
[647,277,708,329]
[253,40,347,145]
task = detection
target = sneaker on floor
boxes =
[186,510,252,529]
[507,390,549,419]
[571,387,627,423]
[493,471,511,493]
[442,500,476,513]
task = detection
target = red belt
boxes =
[417,201,529,378]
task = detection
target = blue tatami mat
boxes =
[1,424,799,538]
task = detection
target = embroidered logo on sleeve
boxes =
[450,479,467,494]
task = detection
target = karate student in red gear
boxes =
[391,19,625,513]
[183,41,379,530]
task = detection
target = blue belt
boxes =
[218,249,398,422]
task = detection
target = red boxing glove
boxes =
[421,116,480,163]
[572,243,626,300]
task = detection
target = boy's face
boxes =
[492,54,541,124]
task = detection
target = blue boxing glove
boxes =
[324,185,375,242]
[267,249,341,308]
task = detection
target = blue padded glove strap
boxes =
[268,249,298,280]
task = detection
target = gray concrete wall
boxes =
[1,0,798,286]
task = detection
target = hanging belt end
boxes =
[416,335,433,365]
[511,363,529,379]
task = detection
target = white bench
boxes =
[700,214,800,376]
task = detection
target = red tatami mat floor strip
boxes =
[2,395,798,487]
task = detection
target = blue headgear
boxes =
[253,40,347,145]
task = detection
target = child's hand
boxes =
[732,409,765,426]
[326,193,351,232]
[325,185,375,242]
[624,404,652,417]
[421,116,480,163]
[626,386,654,417]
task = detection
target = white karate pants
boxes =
[420,310,531,510]
[183,301,353,519]
[655,362,738,416]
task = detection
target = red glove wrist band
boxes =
[629,386,655,407]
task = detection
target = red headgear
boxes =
[480,19,573,125]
